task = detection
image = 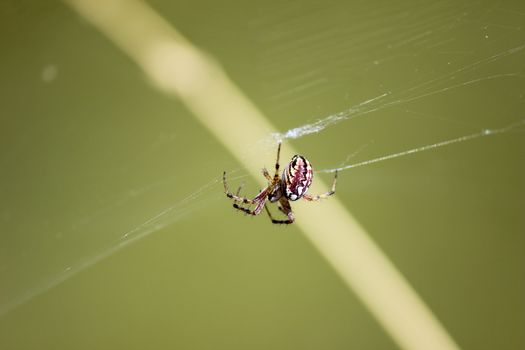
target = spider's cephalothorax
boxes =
[223,142,337,224]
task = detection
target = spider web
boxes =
[1,1,525,322]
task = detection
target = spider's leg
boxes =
[235,181,245,196]
[264,204,291,224]
[264,204,275,220]
[302,170,338,201]
[262,168,272,182]
[273,142,282,181]
[232,188,269,216]
[223,171,256,205]
[266,197,294,224]
[233,204,258,215]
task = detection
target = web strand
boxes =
[319,119,525,173]
[271,43,525,142]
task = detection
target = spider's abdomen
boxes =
[283,155,313,201]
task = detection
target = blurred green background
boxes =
[1,1,525,349]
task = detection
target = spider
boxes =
[223,142,338,224]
